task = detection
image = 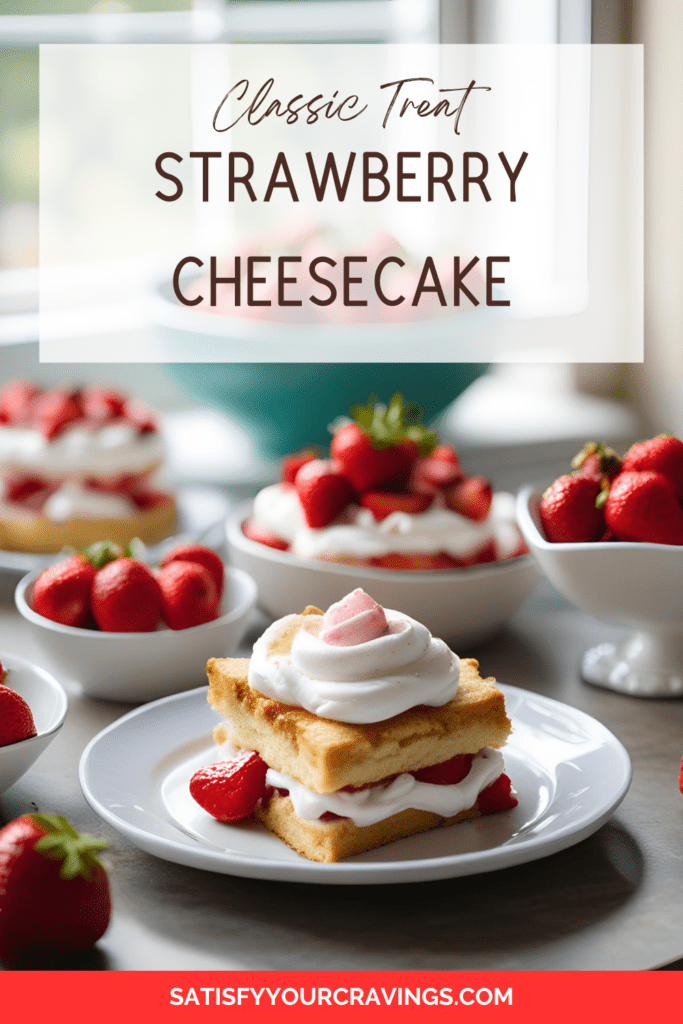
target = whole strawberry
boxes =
[0,813,110,961]
[158,560,220,630]
[32,555,97,628]
[330,393,436,493]
[621,436,683,500]
[0,686,37,747]
[604,470,683,545]
[539,475,604,543]
[331,424,418,493]
[160,543,224,599]
[91,558,161,632]
[190,751,268,822]
[294,459,354,528]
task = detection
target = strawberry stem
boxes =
[31,813,108,881]
[347,393,437,455]
[83,540,123,569]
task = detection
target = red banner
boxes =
[0,971,680,1023]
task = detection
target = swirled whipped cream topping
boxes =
[248,588,460,723]
[266,748,504,827]
[251,483,519,560]
[0,422,164,480]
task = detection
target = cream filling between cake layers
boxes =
[265,747,505,827]
[251,483,520,560]
[0,422,165,479]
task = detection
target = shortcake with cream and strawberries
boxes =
[243,394,525,571]
[192,588,517,863]
[0,382,176,552]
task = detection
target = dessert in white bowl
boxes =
[0,382,176,552]
[243,394,526,571]
[193,589,517,863]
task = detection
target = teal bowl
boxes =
[168,363,485,458]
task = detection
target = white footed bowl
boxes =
[517,487,683,697]
[226,506,539,649]
[15,567,257,703]
[0,654,68,793]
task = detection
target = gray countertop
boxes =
[1,571,682,972]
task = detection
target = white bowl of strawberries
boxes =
[517,435,683,697]
[15,541,257,702]
[228,394,537,647]
[0,654,68,794]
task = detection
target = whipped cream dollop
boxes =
[0,422,164,479]
[266,747,504,827]
[248,589,460,723]
[251,483,519,560]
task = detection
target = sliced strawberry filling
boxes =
[275,752,517,822]
[1,472,171,515]
[85,475,171,510]
[1,475,59,511]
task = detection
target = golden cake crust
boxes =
[254,791,483,863]
[0,496,176,553]
[207,654,511,794]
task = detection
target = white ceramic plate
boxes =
[79,683,631,885]
[0,485,234,576]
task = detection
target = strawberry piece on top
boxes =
[295,459,354,528]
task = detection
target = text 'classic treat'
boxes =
[244,394,526,570]
[193,589,517,863]
[0,382,176,553]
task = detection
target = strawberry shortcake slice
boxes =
[193,589,518,863]
[0,382,175,552]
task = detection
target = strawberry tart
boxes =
[195,588,517,863]
[243,394,526,570]
[0,382,176,553]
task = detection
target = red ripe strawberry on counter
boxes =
[539,433,683,546]
[0,813,110,961]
